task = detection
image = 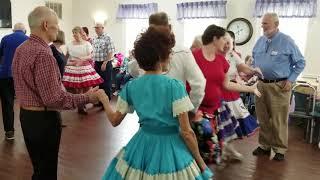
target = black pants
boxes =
[0,78,15,132]
[20,109,62,180]
[95,61,113,100]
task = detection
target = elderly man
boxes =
[147,12,206,113]
[92,22,115,101]
[0,23,28,140]
[252,13,305,161]
[12,6,101,179]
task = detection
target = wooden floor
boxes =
[0,101,320,180]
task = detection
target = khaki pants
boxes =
[255,81,291,154]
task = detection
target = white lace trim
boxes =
[114,149,203,179]
[116,96,134,114]
[172,96,194,117]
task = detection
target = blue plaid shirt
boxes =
[92,33,115,62]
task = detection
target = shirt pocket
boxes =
[271,51,290,62]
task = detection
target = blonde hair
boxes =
[28,6,57,30]
[72,26,82,34]
[53,30,65,44]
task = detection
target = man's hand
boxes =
[281,80,292,92]
[85,86,100,103]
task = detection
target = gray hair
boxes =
[264,12,279,26]
[13,23,25,32]
[28,6,57,30]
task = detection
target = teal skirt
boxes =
[102,125,213,179]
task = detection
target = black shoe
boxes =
[78,107,88,115]
[252,147,271,156]
[273,153,285,161]
[5,131,14,141]
[93,102,103,107]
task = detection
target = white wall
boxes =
[2,0,319,75]
[70,0,265,56]
[0,0,73,42]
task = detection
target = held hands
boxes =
[85,87,103,104]
[252,67,264,79]
[96,90,109,103]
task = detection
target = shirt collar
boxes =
[30,34,50,48]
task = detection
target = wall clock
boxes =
[227,18,253,46]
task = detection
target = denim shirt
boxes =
[252,31,305,82]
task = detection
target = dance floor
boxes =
[0,100,319,180]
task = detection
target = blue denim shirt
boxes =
[252,31,305,82]
[0,30,28,78]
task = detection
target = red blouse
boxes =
[192,48,229,114]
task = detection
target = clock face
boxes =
[227,18,253,45]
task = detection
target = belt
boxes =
[21,106,59,112]
[259,78,287,83]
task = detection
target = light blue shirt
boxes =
[252,31,305,82]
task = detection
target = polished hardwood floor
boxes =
[0,101,319,180]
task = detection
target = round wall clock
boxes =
[227,18,253,46]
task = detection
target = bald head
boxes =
[28,6,57,30]
[13,23,25,32]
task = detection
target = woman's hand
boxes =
[101,61,107,71]
[96,89,109,103]
[251,82,261,97]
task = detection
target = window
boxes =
[183,18,222,48]
[124,19,148,55]
[0,0,12,28]
[278,18,309,55]
[45,2,62,19]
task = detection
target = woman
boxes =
[97,26,213,179]
[50,30,67,77]
[220,31,261,160]
[62,26,103,114]
[192,25,261,163]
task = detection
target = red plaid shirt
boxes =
[12,34,90,109]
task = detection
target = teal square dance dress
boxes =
[102,74,213,179]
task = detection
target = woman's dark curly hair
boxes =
[133,26,175,71]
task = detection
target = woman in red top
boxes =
[192,25,261,164]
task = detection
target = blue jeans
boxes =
[95,61,113,100]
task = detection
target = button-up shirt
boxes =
[92,33,115,62]
[12,34,90,109]
[252,31,305,82]
[0,30,28,78]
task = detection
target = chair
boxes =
[289,81,317,144]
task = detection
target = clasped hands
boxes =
[85,87,110,104]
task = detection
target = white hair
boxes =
[28,6,57,30]
[13,23,25,31]
[264,12,279,25]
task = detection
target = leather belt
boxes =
[21,106,59,112]
[259,78,287,83]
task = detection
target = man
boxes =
[148,12,206,113]
[92,22,115,101]
[12,6,101,179]
[252,13,305,161]
[0,23,28,140]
